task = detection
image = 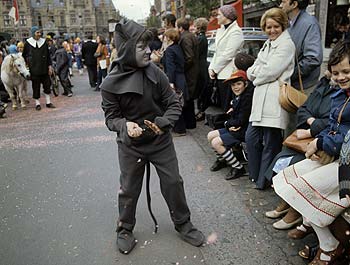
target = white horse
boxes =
[1,54,30,110]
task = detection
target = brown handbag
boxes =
[283,130,314,153]
[279,53,308,113]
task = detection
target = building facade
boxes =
[0,0,119,41]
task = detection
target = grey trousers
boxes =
[116,135,191,231]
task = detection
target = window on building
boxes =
[325,2,350,48]
[36,0,41,5]
[19,15,27,26]
[49,16,54,23]
[60,12,65,26]
[84,10,91,24]
[22,32,29,39]
[38,15,42,27]
[59,0,64,5]
[71,14,77,24]
[4,15,11,26]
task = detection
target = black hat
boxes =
[234,53,255,71]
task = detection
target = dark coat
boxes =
[317,88,350,157]
[101,63,182,147]
[195,32,208,99]
[162,43,189,101]
[296,76,335,136]
[179,30,199,99]
[265,77,335,182]
[54,48,69,80]
[82,40,98,66]
[100,20,182,147]
[149,39,162,52]
[22,37,51,76]
[224,83,254,140]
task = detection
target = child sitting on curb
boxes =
[207,70,254,180]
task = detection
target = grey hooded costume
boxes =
[100,20,192,233]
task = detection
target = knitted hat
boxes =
[8,44,17,54]
[234,52,255,71]
[224,70,247,83]
[219,5,237,21]
[31,26,40,36]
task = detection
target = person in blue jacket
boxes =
[273,40,350,265]
[207,70,253,180]
[161,28,188,136]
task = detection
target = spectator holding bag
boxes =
[245,8,295,190]
[273,40,350,265]
[264,73,335,233]
[95,35,110,92]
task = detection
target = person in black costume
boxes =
[100,19,205,255]
[22,26,55,110]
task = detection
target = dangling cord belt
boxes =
[145,161,158,233]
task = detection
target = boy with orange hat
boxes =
[207,70,254,180]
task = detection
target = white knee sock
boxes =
[310,222,339,255]
[44,93,51,104]
[35,99,40,106]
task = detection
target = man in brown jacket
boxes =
[177,18,199,130]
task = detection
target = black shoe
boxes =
[225,167,246,180]
[210,159,227,172]
[62,92,68,96]
[175,221,205,247]
[46,103,56,108]
[93,87,100,92]
[117,229,137,254]
[35,105,41,111]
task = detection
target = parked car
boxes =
[206,27,268,63]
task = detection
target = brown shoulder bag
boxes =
[279,53,308,113]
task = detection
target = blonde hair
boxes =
[164,28,180,43]
[194,17,208,33]
[260,8,289,32]
[17,41,24,48]
[75,37,81,43]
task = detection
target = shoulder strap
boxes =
[338,96,350,124]
[295,51,304,93]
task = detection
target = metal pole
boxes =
[220,0,224,7]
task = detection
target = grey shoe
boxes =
[175,221,205,247]
[117,229,137,254]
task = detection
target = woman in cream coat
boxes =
[245,8,295,189]
[208,5,243,111]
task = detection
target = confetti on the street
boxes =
[207,232,218,244]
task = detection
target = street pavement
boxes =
[0,72,311,265]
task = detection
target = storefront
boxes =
[316,0,349,69]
